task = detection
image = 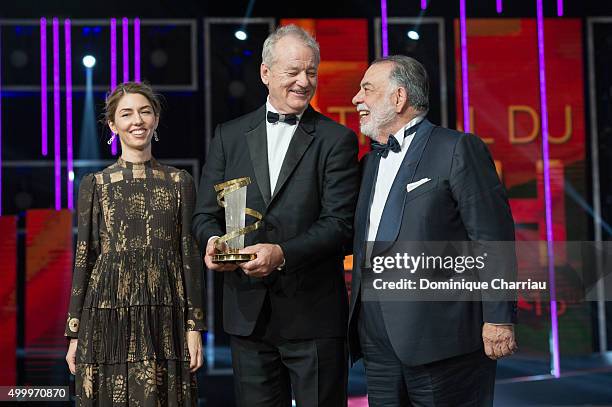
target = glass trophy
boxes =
[212,177,263,263]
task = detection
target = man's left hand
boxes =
[482,323,517,360]
[239,244,285,278]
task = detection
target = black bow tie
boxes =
[371,120,423,158]
[371,135,401,158]
[267,111,298,125]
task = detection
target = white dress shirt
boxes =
[367,115,425,241]
[266,98,303,194]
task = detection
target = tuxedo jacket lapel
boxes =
[270,106,315,202]
[374,119,435,252]
[246,106,272,206]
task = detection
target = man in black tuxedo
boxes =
[192,25,359,407]
[348,55,518,406]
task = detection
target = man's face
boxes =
[261,36,318,114]
[352,62,397,139]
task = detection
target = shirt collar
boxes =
[393,114,425,146]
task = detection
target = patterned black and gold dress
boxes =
[64,157,205,406]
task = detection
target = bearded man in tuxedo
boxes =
[348,55,518,406]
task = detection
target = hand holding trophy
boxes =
[212,177,263,263]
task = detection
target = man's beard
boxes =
[359,99,396,140]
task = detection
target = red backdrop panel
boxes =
[455,19,589,354]
[0,216,17,385]
[25,210,73,352]
[454,19,584,184]
[454,18,585,243]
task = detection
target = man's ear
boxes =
[395,87,409,113]
[260,63,270,86]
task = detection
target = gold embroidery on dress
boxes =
[127,192,147,219]
[82,365,94,398]
[152,186,173,211]
[110,171,124,183]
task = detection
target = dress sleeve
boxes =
[179,170,206,332]
[65,173,100,338]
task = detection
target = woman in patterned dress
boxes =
[64,82,205,406]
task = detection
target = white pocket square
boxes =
[406,178,431,192]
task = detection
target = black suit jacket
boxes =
[348,119,517,366]
[193,105,359,339]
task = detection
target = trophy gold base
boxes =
[212,253,256,263]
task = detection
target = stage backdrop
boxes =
[0,217,17,385]
[455,18,590,356]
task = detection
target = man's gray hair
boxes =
[262,24,320,67]
[372,55,429,113]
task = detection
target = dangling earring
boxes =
[107,133,116,145]
[153,130,159,142]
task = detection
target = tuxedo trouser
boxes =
[358,300,496,407]
[230,294,348,407]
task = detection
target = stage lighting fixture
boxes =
[150,49,168,68]
[235,30,248,41]
[229,80,246,98]
[82,55,96,68]
[10,50,28,68]
[407,31,420,40]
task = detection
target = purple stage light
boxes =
[536,0,560,378]
[497,0,503,14]
[65,19,74,210]
[110,18,118,155]
[40,18,48,156]
[52,17,61,210]
[122,17,129,83]
[381,0,388,57]
[134,18,141,82]
[459,0,470,132]
[557,0,564,17]
[421,0,427,10]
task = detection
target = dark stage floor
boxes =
[13,348,612,406]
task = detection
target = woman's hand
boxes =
[66,339,78,375]
[187,331,203,373]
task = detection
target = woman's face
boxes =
[108,92,158,152]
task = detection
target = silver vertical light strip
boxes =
[437,18,448,128]
[202,18,215,371]
[202,18,276,373]
[204,19,212,158]
[586,18,607,353]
